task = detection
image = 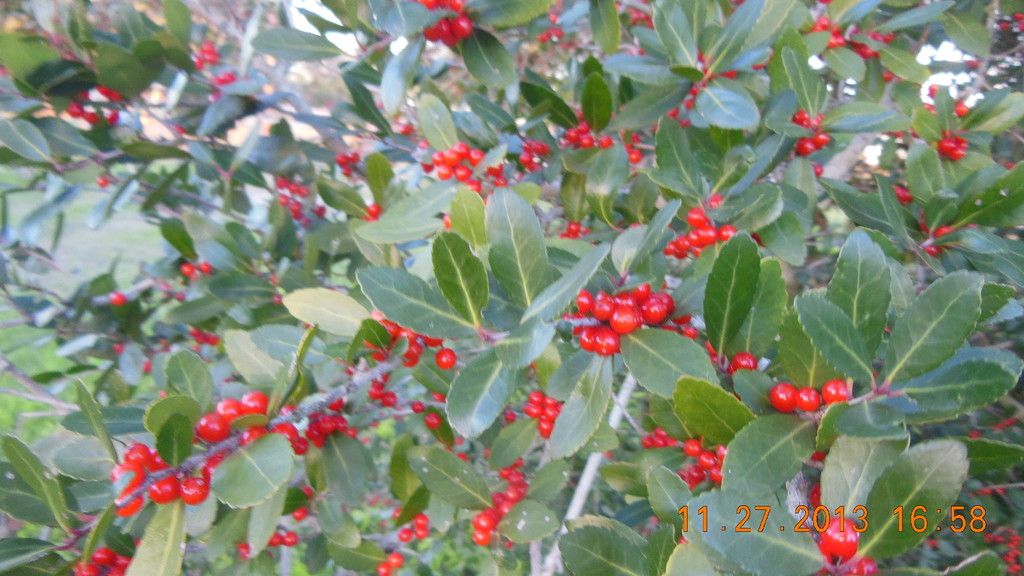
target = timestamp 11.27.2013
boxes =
[678,505,988,533]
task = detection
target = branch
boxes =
[539,375,639,576]
[0,354,78,412]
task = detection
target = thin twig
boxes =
[0,354,78,412]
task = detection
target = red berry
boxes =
[795,138,817,156]
[124,443,153,468]
[473,513,496,531]
[813,132,832,148]
[240,390,269,415]
[376,562,392,576]
[728,352,758,374]
[821,380,849,404]
[242,426,268,445]
[796,387,822,412]
[849,557,878,575]
[292,506,309,521]
[686,207,710,228]
[473,530,492,546]
[717,225,738,242]
[819,516,859,561]
[769,383,798,413]
[451,15,473,39]
[593,327,620,356]
[96,175,110,187]
[435,348,457,369]
[109,292,127,306]
[697,450,718,469]
[398,528,413,542]
[893,185,912,206]
[216,398,245,422]
[592,295,615,321]
[683,438,702,457]
[198,262,213,275]
[411,401,425,413]
[425,412,443,429]
[576,290,594,314]
[180,477,210,505]
[148,476,180,504]
[791,110,811,127]
[640,297,671,325]
[196,413,231,443]
[538,419,555,438]
[387,552,404,568]
[609,304,643,334]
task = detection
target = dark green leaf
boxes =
[550,355,612,458]
[962,438,1024,475]
[727,259,787,357]
[778,308,845,388]
[447,350,517,438]
[417,93,459,150]
[674,378,755,445]
[74,381,118,461]
[646,465,691,529]
[450,187,487,248]
[0,118,51,162]
[590,0,620,53]
[722,415,815,493]
[355,184,455,243]
[696,79,760,130]
[823,101,910,133]
[252,28,343,60]
[826,230,892,354]
[471,0,556,28]
[461,28,516,88]
[893,348,1023,416]
[322,433,373,506]
[248,485,289,556]
[94,43,161,98]
[433,232,488,326]
[621,330,717,397]
[560,520,649,576]
[704,233,761,355]
[407,446,491,509]
[486,189,552,309]
[212,434,295,508]
[125,501,186,576]
[581,73,613,131]
[880,47,930,83]
[0,539,54,573]
[876,1,953,32]
[52,436,113,481]
[381,38,423,115]
[208,274,275,304]
[821,436,906,511]
[498,500,559,543]
[794,294,874,383]
[489,419,538,470]
[521,82,577,128]
[655,4,699,67]
[522,244,609,323]
[357,267,476,338]
[2,436,70,530]
[780,47,827,115]
[603,54,677,85]
[955,162,1024,227]
[496,318,555,368]
[155,413,193,466]
[528,460,571,501]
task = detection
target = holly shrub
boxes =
[1,0,1024,575]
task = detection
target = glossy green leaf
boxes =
[74,381,117,461]
[794,294,874,383]
[705,233,761,355]
[621,330,717,397]
[821,436,906,512]
[357,267,476,338]
[252,28,343,60]
[2,436,70,530]
[727,259,787,357]
[674,378,755,446]
[323,433,373,506]
[447,350,516,438]
[560,520,649,576]
[647,465,692,529]
[696,80,761,130]
[955,162,1024,227]
[489,419,537,470]
[282,288,368,338]
[487,189,551,309]
[125,501,186,576]
[778,308,845,388]
[655,4,699,67]
[356,184,455,243]
[406,446,491,509]
[156,413,194,465]
[522,244,609,323]
[880,47,929,83]
[0,118,51,162]
[826,230,892,354]
[433,232,488,326]
[0,539,54,573]
[450,187,487,248]
[212,434,294,508]
[521,82,578,127]
[963,438,1024,475]
[582,73,613,131]
[722,415,815,493]
[248,485,288,556]
[859,440,968,558]
[893,348,1023,416]
[498,500,559,543]
[461,28,516,88]
[883,271,983,383]
[418,93,459,150]
[590,0,620,53]
[550,355,613,458]
[781,47,827,115]
[472,0,556,28]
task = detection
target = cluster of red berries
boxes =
[418,0,473,46]
[517,139,552,172]
[373,552,405,576]
[523,391,562,439]
[563,120,609,150]
[571,284,676,356]
[640,427,678,449]
[917,219,954,257]
[936,131,969,161]
[663,202,738,260]
[626,5,653,27]
[369,311,456,370]
[768,379,849,413]
[334,151,361,177]
[396,512,433,543]
[678,438,727,489]
[192,40,220,70]
[111,443,212,517]
[559,221,591,239]
[809,16,848,50]
[66,87,122,126]
[792,110,832,156]
[298,398,356,449]
[984,528,1022,574]
[210,71,237,87]
[538,13,564,42]
[275,175,326,226]
[188,327,221,349]
[996,13,1024,33]
[180,260,214,279]
[73,547,133,576]
[471,458,529,546]
[847,29,895,60]
[428,142,486,185]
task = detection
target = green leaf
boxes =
[52,436,114,481]
[329,539,386,570]
[489,419,538,470]
[207,273,275,304]
[877,1,953,31]
[74,381,117,461]
[461,28,516,88]
[247,484,289,556]
[722,415,816,493]
[322,433,373,506]
[560,521,649,576]
[381,38,423,115]
[967,92,1024,134]
[355,184,455,243]
[0,118,51,162]
[212,434,295,508]
[604,54,677,85]
[778,308,845,388]
[486,189,552,309]
[939,12,990,57]
[224,330,284,387]
[893,348,1023,416]
[955,162,1024,227]
[550,355,612,458]
[417,93,459,150]
[447,350,516,438]
[164,0,192,45]
[521,82,578,128]
[704,233,761,355]
[378,1,430,36]
[590,0,620,53]
[621,330,717,397]
[727,259,787,357]
[522,244,610,323]
[125,501,186,576]
[823,47,866,82]
[471,0,556,28]
[528,460,571,501]
[781,47,827,115]
[406,446,491,509]
[648,120,704,201]
[757,211,807,266]
[655,4,699,67]
[822,101,910,133]
[664,544,718,576]
[94,43,161,98]
[450,187,487,248]
[962,438,1024,475]
[880,46,930,83]
[496,318,555,368]
[364,153,393,203]
[794,294,874,384]
[647,466,692,529]
[433,232,488,327]
[153,413,192,465]
[859,440,968,559]
[826,230,892,354]
[883,271,983,383]
[357,267,476,338]
[696,79,760,130]
[2,436,70,531]
[674,378,755,446]
[0,539,54,573]
[35,117,99,157]
[251,28,343,60]
[835,400,908,439]
[581,73,613,131]
[821,436,906,512]
[614,84,688,131]
[686,489,823,576]
[498,500,560,543]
